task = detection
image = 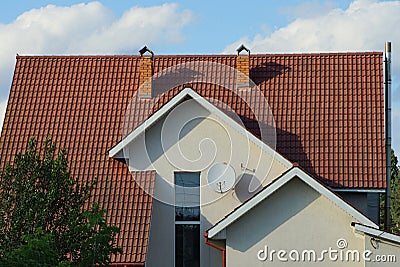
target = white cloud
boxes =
[224,0,400,59]
[280,0,338,20]
[224,0,400,155]
[0,99,7,133]
[393,107,400,155]
[0,2,193,132]
[0,2,192,58]
[69,4,193,54]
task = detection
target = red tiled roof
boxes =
[125,53,385,188]
[0,55,155,265]
[0,52,385,264]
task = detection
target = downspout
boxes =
[204,232,226,267]
[384,41,392,231]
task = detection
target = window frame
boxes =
[174,171,201,267]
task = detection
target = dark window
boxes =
[175,224,200,267]
[175,172,200,267]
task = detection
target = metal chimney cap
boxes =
[236,44,250,56]
[385,42,391,53]
[139,46,154,56]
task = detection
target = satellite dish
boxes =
[207,162,235,193]
[234,174,262,202]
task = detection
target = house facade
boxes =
[0,46,396,266]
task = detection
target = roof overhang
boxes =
[109,87,292,169]
[353,223,400,244]
[207,167,378,239]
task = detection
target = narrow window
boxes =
[175,172,200,267]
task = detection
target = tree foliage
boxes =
[0,137,121,265]
[380,149,400,234]
[389,149,400,234]
[0,228,67,267]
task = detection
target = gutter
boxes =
[330,188,385,193]
[352,222,400,244]
[204,232,226,267]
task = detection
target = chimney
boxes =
[138,46,154,98]
[384,41,392,231]
[236,44,250,87]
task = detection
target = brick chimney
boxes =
[138,46,154,98]
[236,44,250,88]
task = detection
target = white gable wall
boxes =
[226,178,365,267]
[127,98,290,224]
[124,99,290,267]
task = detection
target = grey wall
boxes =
[338,192,380,224]
[145,174,175,267]
[367,193,380,224]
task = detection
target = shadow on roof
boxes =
[250,62,291,86]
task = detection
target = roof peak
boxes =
[15,51,383,60]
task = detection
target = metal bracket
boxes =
[241,163,256,173]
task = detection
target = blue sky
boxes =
[0,0,399,153]
[0,0,367,54]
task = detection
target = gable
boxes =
[228,177,364,236]
[109,87,291,172]
[225,177,367,267]
[116,88,292,225]
[208,167,377,239]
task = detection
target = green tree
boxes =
[390,149,400,234]
[0,137,121,266]
[380,149,400,233]
[0,228,68,267]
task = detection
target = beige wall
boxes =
[364,234,399,267]
[128,99,289,221]
[226,178,366,267]
[126,99,289,267]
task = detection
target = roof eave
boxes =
[331,188,386,193]
[353,223,400,244]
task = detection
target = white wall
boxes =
[226,178,366,267]
[126,99,289,267]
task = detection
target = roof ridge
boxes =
[15,51,383,59]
